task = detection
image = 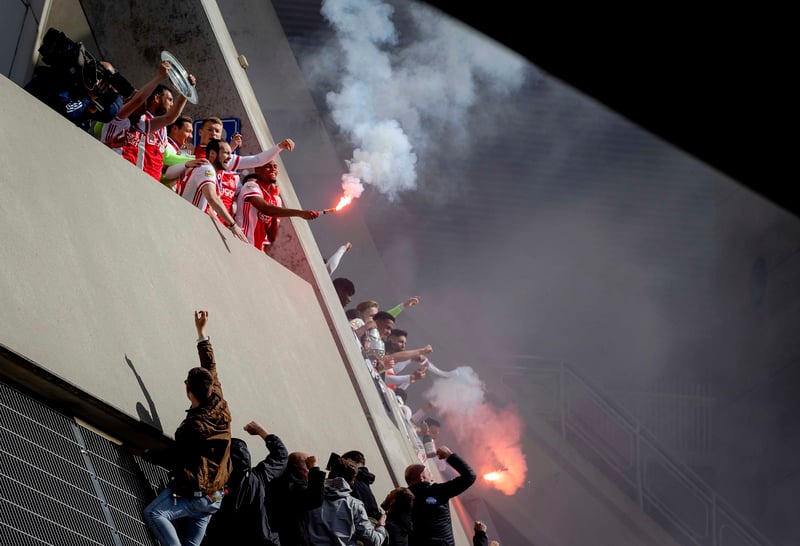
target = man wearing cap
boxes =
[404,445,476,546]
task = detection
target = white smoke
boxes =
[424,366,528,495]
[315,0,530,201]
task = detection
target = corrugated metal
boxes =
[0,381,168,546]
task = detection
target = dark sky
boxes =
[271,1,800,544]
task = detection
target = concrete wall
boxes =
[0,71,419,505]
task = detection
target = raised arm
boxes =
[244,421,288,482]
[194,309,218,378]
[384,366,427,389]
[246,194,319,220]
[433,448,477,499]
[473,521,489,546]
[325,242,351,275]
[386,296,420,318]
[233,138,295,170]
[388,345,433,363]
[117,61,170,120]
[149,74,196,133]
[195,309,209,339]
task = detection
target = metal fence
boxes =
[0,381,168,546]
[501,361,774,546]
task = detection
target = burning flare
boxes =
[322,194,354,214]
[324,174,363,214]
[335,194,354,210]
[483,470,504,482]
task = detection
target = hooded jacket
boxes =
[202,434,288,546]
[408,453,476,546]
[145,339,232,498]
[351,465,381,520]
[307,477,387,546]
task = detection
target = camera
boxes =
[37,28,135,99]
[24,28,134,128]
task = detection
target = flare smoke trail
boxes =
[425,367,527,495]
[314,0,529,201]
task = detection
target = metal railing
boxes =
[0,381,168,546]
[501,359,775,546]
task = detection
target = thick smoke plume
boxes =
[315,0,529,201]
[425,367,527,495]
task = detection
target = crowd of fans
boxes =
[134,311,492,546]
[24,31,502,546]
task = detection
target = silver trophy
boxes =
[362,328,385,361]
[160,50,197,104]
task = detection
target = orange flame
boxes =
[483,471,503,482]
[335,195,353,211]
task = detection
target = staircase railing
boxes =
[501,358,774,546]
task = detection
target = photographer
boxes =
[24,28,133,132]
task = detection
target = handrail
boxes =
[503,359,774,546]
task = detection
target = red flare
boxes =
[335,194,354,211]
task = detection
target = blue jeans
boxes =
[143,486,221,546]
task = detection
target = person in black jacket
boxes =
[201,420,288,546]
[405,445,476,546]
[340,450,382,521]
[472,520,488,546]
[267,450,326,546]
[381,486,415,546]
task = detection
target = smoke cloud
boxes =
[314,0,529,201]
[424,366,527,495]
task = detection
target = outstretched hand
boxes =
[194,310,209,337]
[278,138,295,151]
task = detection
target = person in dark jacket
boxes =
[340,450,382,521]
[381,486,414,546]
[472,520,488,546]
[267,451,326,546]
[138,310,233,546]
[202,420,288,546]
[405,445,476,546]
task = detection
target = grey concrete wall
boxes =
[0,72,418,504]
